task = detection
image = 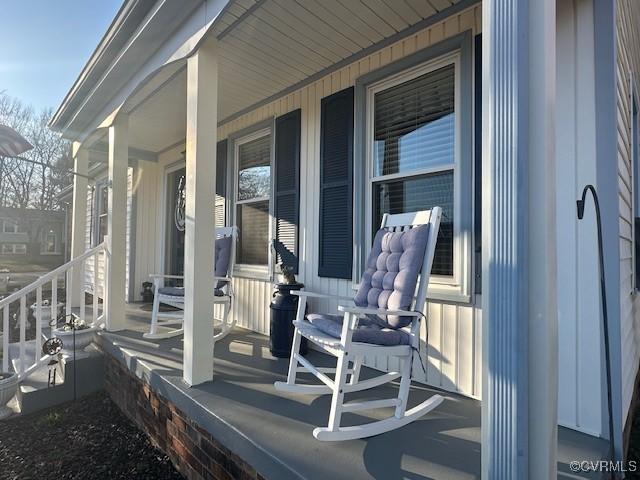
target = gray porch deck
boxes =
[95,306,608,480]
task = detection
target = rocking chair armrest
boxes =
[151,274,231,281]
[212,276,232,282]
[337,305,423,318]
[291,290,354,302]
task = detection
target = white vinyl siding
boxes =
[132,160,161,302]
[555,0,603,436]
[616,0,640,427]
[84,168,133,301]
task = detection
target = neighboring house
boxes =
[0,207,66,269]
[0,0,630,477]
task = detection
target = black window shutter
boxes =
[319,87,354,279]
[216,139,227,226]
[274,109,301,273]
[474,34,482,294]
[216,140,227,198]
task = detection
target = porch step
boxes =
[2,339,104,417]
[8,339,44,374]
[16,344,104,415]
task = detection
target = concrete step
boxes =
[16,344,104,415]
[9,339,45,374]
[19,359,65,392]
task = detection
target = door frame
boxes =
[159,159,186,276]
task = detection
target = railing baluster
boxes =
[93,253,98,325]
[19,296,26,376]
[51,276,57,329]
[65,269,72,320]
[79,258,86,323]
[103,244,109,325]
[36,286,42,362]
[2,305,8,372]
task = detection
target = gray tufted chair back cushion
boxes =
[353,224,430,329]
[214,235,233,289]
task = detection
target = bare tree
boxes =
[0,92,72,211]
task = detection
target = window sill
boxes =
[40,252,62,256]
[426,289,472,305]
[233,265,271,282]
[350,281,474,305]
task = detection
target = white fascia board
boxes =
[64,0,231,145]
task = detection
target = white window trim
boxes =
[92,181,109,247]
[232,127,274,279]
[41,230,60,255]
[2,219,19,234]
[159,161,186,277]
[364,51,470,302]
[1,243,26,255]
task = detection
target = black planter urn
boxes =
[141,282,154,303]
[269,282,308,358]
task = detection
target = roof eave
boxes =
[48,0,158,133]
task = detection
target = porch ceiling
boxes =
[213,0,467,122]
[122,0,469,154]
[128,69,187,153]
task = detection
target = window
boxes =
[42,230,58,254]
[367,54,464,293]
[234,130,271,267]
[1,243,26,255]
[2,220,19,233]
[94,183,108,245]
[215,140,228,228]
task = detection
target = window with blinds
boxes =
[370,61,456,277]
[236,133,271,266]
[215,140,227,228]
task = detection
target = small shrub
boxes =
[38,411,63,427]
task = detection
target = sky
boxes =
[0,0,124,112]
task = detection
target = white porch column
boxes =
[106,114,129,332]
[482,0,557,478]
[70,143,88,307]
[183,37,217,386]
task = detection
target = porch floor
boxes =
[95,305,608,480]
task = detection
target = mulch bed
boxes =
[628,405,640,478]
[0,391,183,480]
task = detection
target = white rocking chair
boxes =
[144,226,238,341]
[274,208,442,441]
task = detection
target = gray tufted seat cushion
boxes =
[353,224,430,329]
[306,313,410,346]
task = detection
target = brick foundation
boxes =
[104,353,264,480]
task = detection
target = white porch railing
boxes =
[0,242,107,380]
